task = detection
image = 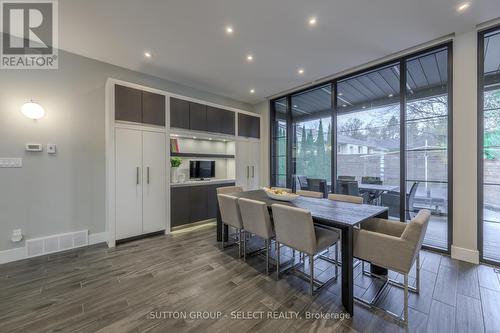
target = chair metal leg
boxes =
[335,243,339,278]
[221,223,224,249]
[416,254,420,294]
[276,242,280,281]
[309,254,314,296]
[265,239,270,275]
[403,274,409,325]
[243,230,247,261]
[238,229,242,259]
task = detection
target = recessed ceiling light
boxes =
[250,89,255,94]
[362,106,366,109]
[293,105,297,108]
[457,2,471,12]
[209,138,212,140]
[225,26,234,34]
[342,104,347,107]
[298,68,305,75]
[308,17,317,26]
[246,54,254,62]
[193,136,197,139]
[338,92,343,96]
[388,94,394,98]
[144,51,152,58]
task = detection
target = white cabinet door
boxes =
[248,141,260,190]
[142,131,166,233]
[236,141,249,190]
[115,128,143,240]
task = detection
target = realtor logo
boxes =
[1,0,58,69]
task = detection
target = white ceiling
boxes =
[59,0,500,104]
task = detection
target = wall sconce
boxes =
[21,101,45,120]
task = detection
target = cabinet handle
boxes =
[247,166,249,179]
[136,167,140,185]
[147,167,150,184]
[252,166,255,178]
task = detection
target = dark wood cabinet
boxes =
[115,85,142,123]
[115,84,165,127]
[189,102,207,131]
[207,106,235,135]
[171,187,190,227]
[171,182,235,229]
[170,97,190,129]
[189,186,208,222]
[142,91,165,126]
[238,113,260,138]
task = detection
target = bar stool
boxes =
[271,204,340,295]
[237,198,275,274]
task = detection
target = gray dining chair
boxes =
[380,182,419,219]
[353,209,431,325]
[328,193,364,204]
[217,194,244,257]
[238,198,275,274]
[296,189,323,198]
[271,204,340,295]
[216,186,243,195]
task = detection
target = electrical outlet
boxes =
[0,158,22,168]
[47,144,56,154]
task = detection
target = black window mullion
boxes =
[332,81,338,192]
[400,58,407,222]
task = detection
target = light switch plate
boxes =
[0,158,22,168]
[47,144,56,154]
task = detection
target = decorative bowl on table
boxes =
[263,187,299,202]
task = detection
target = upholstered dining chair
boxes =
[296,189,323,198]
[328,193,364,204]
[216,186,243,195]
[217,194,244,257]
[238,198,275,274]
[271,204,340,295]
[353,209,431,325]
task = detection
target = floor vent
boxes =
[26,230,89,258]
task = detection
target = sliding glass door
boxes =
[336,64,401,219]
[291,84,332,189]
[271,97,288,188]
[405,47,451,250]
[270,43,452,252]
[479,26,500,264]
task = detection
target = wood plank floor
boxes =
[1,223,500,333]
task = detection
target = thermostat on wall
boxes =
[25,144,43,152]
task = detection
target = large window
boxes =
[479,26,500,264]
[271,97,288,187]
[336,64,401,219]
[405,47,451,250]
[292,84,332,185]
[270,43,453,252]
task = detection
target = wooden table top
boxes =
[232,189,388,228]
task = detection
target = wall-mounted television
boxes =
[189,161,215,179]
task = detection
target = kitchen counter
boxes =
[170,179,236,188]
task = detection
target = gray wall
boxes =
[0,50,253,252]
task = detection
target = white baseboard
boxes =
[451,245,479,264]
[0,231,107,265]
[89,232,108,245]
[0,246,27,265]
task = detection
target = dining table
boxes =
[219,189,389,316]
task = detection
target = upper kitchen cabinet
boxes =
[115,84,165,126]
[170,97,190,129]
[115,85,142,123]
[142,91,165,126]
[238,113,260,138]
[189,102,207,131]
[207,106,235,135]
